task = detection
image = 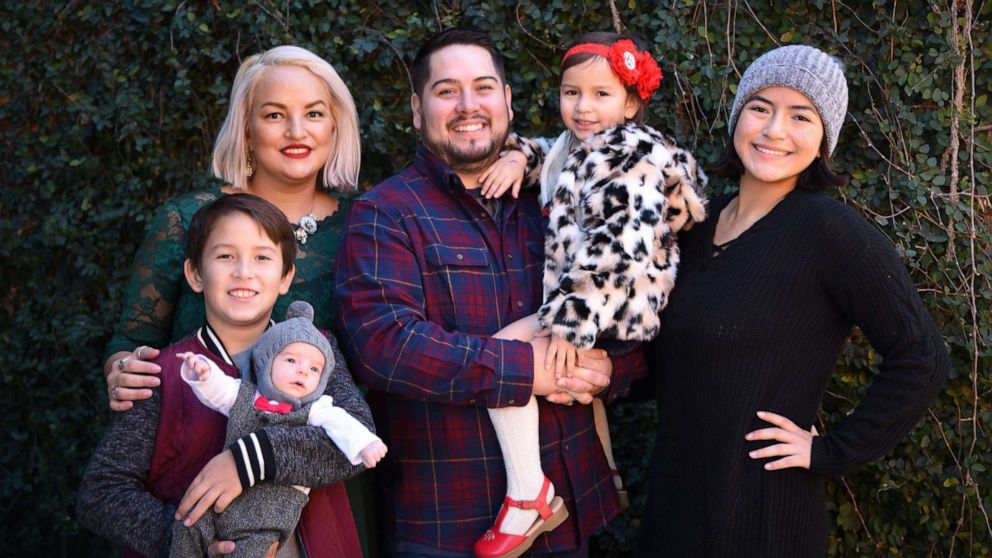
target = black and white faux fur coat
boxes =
[508,123,707,349]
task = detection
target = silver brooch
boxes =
[300,214,318,234]
[296,214,318,244]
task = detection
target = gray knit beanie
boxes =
[252,301,334,410]
[728,44,848,156]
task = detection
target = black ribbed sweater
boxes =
[638,190,949,557]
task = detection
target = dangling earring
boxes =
[247,151,255,179]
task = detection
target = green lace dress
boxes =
[105,187,351,357]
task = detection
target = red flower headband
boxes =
[563,39,662,101]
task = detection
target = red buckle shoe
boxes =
[473,477,569,558]
[611,469,629,512]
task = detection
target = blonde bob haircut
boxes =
[211,45,361,191]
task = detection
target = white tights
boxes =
[486,396,554,535]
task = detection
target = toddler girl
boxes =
[473,32,707,558]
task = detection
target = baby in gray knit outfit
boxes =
[170,301,386,558]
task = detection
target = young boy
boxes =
[77,194,375,558]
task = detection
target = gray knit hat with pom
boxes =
[252,301,333,410]
[728,44,848,156]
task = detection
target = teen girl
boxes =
[637,45,948,557]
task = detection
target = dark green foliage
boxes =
[2,1,989,556]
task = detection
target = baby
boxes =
[170,300,386,558]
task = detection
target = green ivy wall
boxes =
[2,1,989,556]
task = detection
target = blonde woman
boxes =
[96,45,365,556]
[104,45,360,407]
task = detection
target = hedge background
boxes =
[2,1,989,556]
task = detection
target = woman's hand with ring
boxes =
[103,346,163,412]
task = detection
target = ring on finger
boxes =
[134,346,145,360]
[117,357,129,372]
[111,386,121,401]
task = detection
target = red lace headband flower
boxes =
[563,39,662,101]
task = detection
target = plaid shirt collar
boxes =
[413,145,462,195]
[413,145,516,223]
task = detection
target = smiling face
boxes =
[733,86,825,192]
[248,65,336,188]
[559,57,638,141]
[184,211,294,343]
[269,341,325,399]
[411,44,513,179]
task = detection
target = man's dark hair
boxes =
[710,141,848,192]
[186,193,297,277]
[411,28,506,97]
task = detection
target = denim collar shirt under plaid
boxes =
[334,146,644,553]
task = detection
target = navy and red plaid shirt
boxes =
[334,147,645,554]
